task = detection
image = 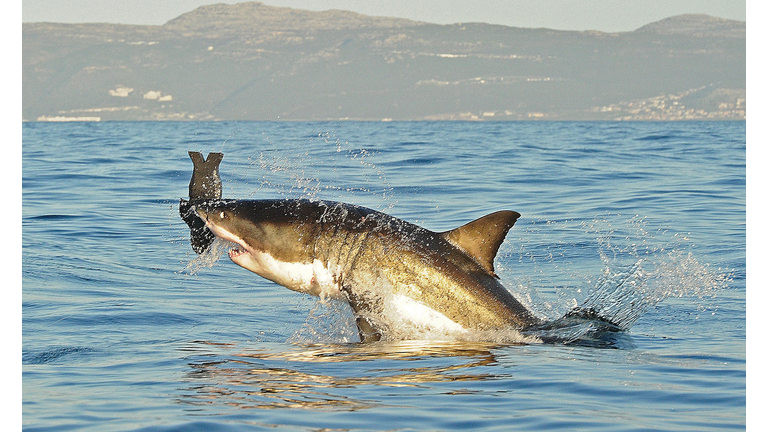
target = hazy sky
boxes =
[22,0,746,32]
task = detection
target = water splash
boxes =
[244,130,396,211]
[507,215,730,346]
[578,260,648,329]
[183,237,236,275]
[582,216,729,329]
[579,250,728,331]
[288,298,360,344]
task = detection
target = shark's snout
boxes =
[194,202,227,225]
[194,205,209,222]
[193,204,211,225]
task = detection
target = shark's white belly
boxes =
[388,295,467,334]
[237,245,467,336]
[239,250,345,300]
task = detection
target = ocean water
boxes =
[22,121,745,431]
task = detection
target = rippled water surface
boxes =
[22,121,745,431]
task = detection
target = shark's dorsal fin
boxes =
[439,210,521,278]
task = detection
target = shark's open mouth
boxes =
[228,245,247,259]
[196,212,249,261]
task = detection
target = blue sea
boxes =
[22,121,746,431]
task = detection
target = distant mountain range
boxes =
[22,2,745,121]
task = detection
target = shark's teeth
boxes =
[228,246,246,258]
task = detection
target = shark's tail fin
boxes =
[522,307,623,346]
[523,260,652,346]
[560,306,622,327]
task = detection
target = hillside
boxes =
[22,2,745,121]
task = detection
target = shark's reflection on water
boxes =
[178,340,507,411]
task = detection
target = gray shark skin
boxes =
[194,199,544,342]
[180,151,224,254]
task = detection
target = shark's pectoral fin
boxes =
[355,316,382,343]
[342,283,383,343]
[439,210,521,277]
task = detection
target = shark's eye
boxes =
[219,211,226,219]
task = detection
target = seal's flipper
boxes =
[181,152,224,254]
[180,198,216,254]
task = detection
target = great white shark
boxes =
[180,152,620,343]
[194,198,545,341]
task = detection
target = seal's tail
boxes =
[181,152,224,254]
